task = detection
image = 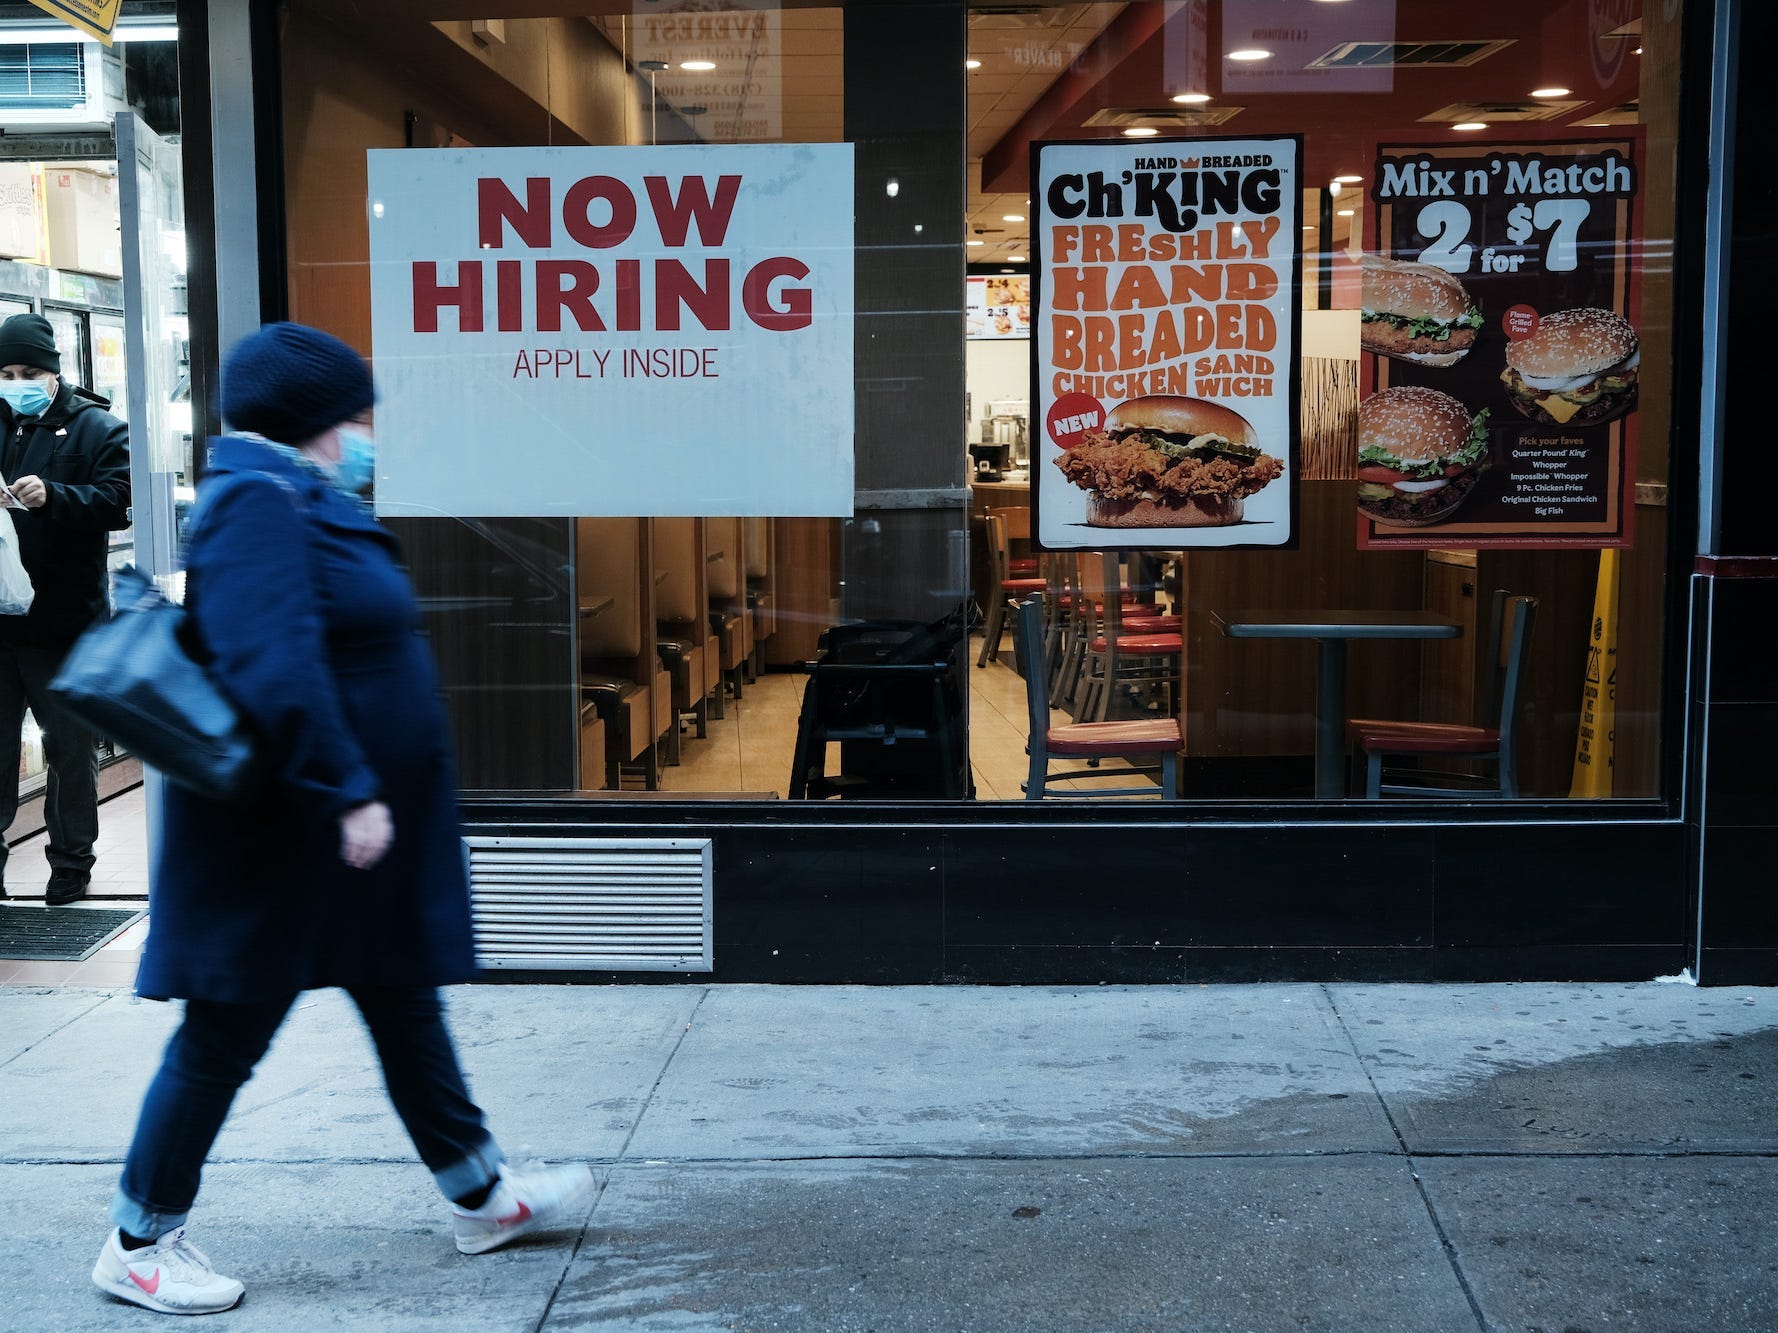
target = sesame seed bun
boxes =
[1086,494,1245,528]
[1361,255,1473,324]
[1357,385,1473,465]
[1104,395,1256,446]
[1504,308,1638,378]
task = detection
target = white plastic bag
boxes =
[0,508,34,616]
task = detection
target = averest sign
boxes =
[368,144,855,518]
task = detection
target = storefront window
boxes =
[279,0,1681,806]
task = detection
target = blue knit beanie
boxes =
[221,322,375,444]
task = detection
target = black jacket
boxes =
[0,382,131,646]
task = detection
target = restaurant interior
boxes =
[279,0,1680,804]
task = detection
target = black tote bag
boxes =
[49,566,263,803]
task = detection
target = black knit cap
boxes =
[221,322,375,444]
[0,313,62,374]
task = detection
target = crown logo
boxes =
[1180,156,1202,169]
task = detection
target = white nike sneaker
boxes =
[452,1161,596,1255]
[92,1226,245,1316]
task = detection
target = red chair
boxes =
[977,510,1046,666]
[1016,599,1180,798]
[1348,593,1537,798]
[1076,551,1183,722]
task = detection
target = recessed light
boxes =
[1452,122,1488,132]
[1583,122,1612,127]
[1122,126,1160,137]
[1227,48,1272,61]
[1531,87,1571,98]
[1333,174,1363,184]
[1329,181,1342,198]
[679,60,715,71]
[1303,224,1316,230]
[1634,46,1642,54]
[885,178,899,198]
[1008,255,1025,262]
[1002,213,1025,223]
[967,240,984,247]
[1336,208,1355,217]
[1171,92,1211,104]
[914,224,923,233]
[965,59,982,70]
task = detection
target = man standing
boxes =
[0,313,130,906]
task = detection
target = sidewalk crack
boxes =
[532,984,710,1332]
[1321,982,1492,1333]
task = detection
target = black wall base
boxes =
[465,807,1694,986]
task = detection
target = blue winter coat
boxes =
[136,436,476,1002]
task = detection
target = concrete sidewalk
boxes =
[3,981,1775,1331]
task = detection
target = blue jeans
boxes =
[112,987,503,1239]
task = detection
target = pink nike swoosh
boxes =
[495,1200,532,1228]
[128,1268,162,1296]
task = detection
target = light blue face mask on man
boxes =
[0,379,54,417]
[335,428,376,496]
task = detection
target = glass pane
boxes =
[966,0,1681,803]
[282,3,906,800]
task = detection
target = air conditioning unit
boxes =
[0,36,127,135]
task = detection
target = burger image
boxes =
[1054,395,1283,528]
[1500,307,1639,425]
[1357,386,1492,527]
[1360,255,1484,367]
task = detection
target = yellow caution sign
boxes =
[25,0,121,45]
[1570,548,1619,798]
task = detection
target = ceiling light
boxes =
[1634,46,1642,54]
[1452,122,1488,132]
[965,59,982,70]
[1336,208,1355,217]
[1531,87,1571,98]
[1008,255,1025,262]
[1303,224,1316,230]
[1227,48,1272,61]
[885,178,899,198]
[1329,181,1342,198]
[1171,92,1211,104]
[1002,213,1025,223]
[914,224,923,233]
[967,240,985,247]
[1122,127,1160,137]
[1333,174,1363,184]
[679,60,715,71]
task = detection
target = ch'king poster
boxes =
[1032,136,1303,551]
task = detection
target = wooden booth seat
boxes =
[576,517,668,789]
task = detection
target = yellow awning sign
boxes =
[25,0,121,45]
[1571,548,1619,798]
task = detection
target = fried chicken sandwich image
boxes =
[1054,395,1283,528]
[1361,255,1484,367]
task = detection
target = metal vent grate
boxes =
[1083,105,1246,129]
[465,836,712,972]
[1308,40,1514,69]
[1422,99,1584,124]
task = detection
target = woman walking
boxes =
[92,323,591,1316]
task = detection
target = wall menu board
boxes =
[1358,131,1646,549]
[367,143,855,518]
[1032,136,1302,551]
[968,275,1031,340]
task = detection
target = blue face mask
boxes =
[0,379,54,417]
[334,428,375,496]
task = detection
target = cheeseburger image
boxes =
[1361,255,1484,367]
[1357,386,1492,527]
[1054,395,1283,528]
[1500,307,1639,426]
